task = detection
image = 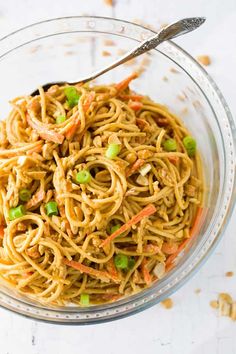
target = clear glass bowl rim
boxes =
[0,16,235,324]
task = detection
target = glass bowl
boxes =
[0,16,235,324]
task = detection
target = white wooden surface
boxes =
[0,1,235,353]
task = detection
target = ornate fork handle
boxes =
[81,17,205,84]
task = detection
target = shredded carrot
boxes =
[64,259,119,283]
[115,72,138,91]
[82,91,95,112]
[102,294,122,302]
[100,204,156,248]
[26,144,42,155]
[165,207,203,269]
[26,189,45,209]
[106,259,120,282]
[22,272,33,279]
[126,158,145,177]
[128,101,143,111]
[64,118,81,140]
[119,94,143,101]
[27,115,64,144]
[189,207,203,238]
[161,242,178,255]
[168,156,179,164]
[0,226,4,239]
[141,258,152,285]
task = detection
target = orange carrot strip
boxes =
[22,272,33,279]
[82,91,95,112]
[102,294,122,302]
[0,226,4,239]
[106,259,120,282]
[165,207,203,268]
[189,207,203,238]
[26,189,45,209]
[64,259,119,283]
[115,72,138,91]
[126,158,145,177]
[64,118,81,140]
[141,258,152,285]
[100,204,156,248]
[128,101,143,111]
[26,144,42,155]
[27,115,64,144]
[168,156,179,164]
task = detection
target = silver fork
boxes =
[31,17,205,96]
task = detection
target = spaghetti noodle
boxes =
[0,73,203,306]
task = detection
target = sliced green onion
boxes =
[76,170,91,184]
[110,224,121,234]
[183,136,197,157]
[64,86,80,108]
[163,138,177,152]
[80,293,90,306]
[56,115,66,124]
[128,257,136,270]
[19,189,31,202]
[105,144,121,159]
[114,254,128,270]
[45,201,58,216]
[9,205,26,221]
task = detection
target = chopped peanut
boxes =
[93,136,102,148]
[225,271,234,277]
[169,67,179,74]
[104,39,116,46]
[161,298,173,309]
[137,149,153,160]
[197,55,211,66]
[231,302,236,321]
[185,184,196,197]
[47,85,61,96]
[210,300,219,309]
[210,292,236,321]
[16,222,27,232]
[108,133,121,145]
[125,152,137,164]
[102,50,111,57]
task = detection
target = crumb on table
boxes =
[104,39,116,46]
[210,300,219,309]
[169,67,180,74]
[104,0,113,6]
[102,50,111,57]
[225,271,234,277]
[177,94,186,102]
[210,292,236,321]
[194,288,201,294]
[196,55,211,66]
[161,298,173,309]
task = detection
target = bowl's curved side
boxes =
[0,16,235,324]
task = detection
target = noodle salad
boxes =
[0,73,203,306]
